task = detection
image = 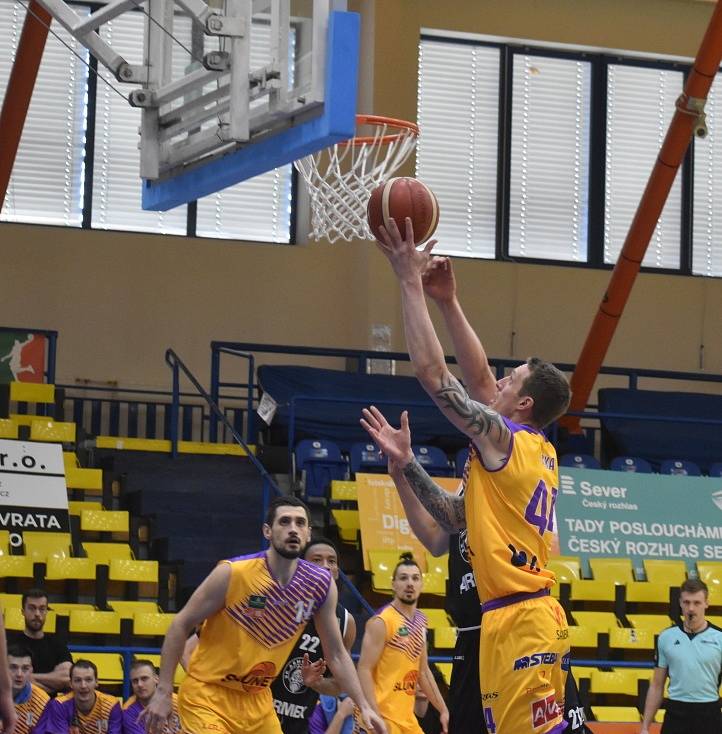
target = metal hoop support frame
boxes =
[294,114,419,243]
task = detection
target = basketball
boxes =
[367,177,440,245]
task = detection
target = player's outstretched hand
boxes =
[301,653,326,688]
[422,255,455,304]
[358,705,388,734]
[360,407,413,468]
[139,689,172,734]
[375,217,437,283]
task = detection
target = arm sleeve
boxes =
[39,699,68,734]
[108,702,123,734]
[121,706,144,734]
[656,634,667,669]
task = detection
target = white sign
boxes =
[0,440,69,547]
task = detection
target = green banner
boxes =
[556,467,722,577]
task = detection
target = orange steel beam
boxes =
[0,0,52,211]
[562,1,722,432]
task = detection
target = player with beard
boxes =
[367,255,591,733]
[141,496,386,734]
[358,554,449,734]
[272,537,356,733]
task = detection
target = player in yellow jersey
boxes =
[357,554,448,734]
[363,219,572,733]
[142,495,386,734]
[7,644,48,734]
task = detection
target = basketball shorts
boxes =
[381,719,424,734]
[448,627,485,733]
[177,674,282,734]
[479,591,569,733]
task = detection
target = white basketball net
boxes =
[294,115,419,243]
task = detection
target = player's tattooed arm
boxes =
[435,372,510,446]
[402,459,465,533]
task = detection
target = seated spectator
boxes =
[42,659,121,734]
[6,589,71,695]
[122,659,182,734]
[8,643,49,734]
[308,695,355,734]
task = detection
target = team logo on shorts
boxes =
[531,694,560,728]
[458,530,470,564]
[281,656,307,695]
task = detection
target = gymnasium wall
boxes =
[1,0,720,392]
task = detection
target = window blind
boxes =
[0,0,88,226]
[416,38,500,259]
[508,53,591,261]
[605,64,683,268]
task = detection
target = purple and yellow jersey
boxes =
[122,692,181,734]
[13,683,49,734]
[371,605,427,731]
[187,552,332,694]
[43,690,122,734]
[465,418,558,603]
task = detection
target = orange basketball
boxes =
[367,177,439,245]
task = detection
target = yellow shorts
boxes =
[178,674,282,734]
[479,592,569,733]
[382,718,424,734]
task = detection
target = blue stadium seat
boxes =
[295,440,348,498]
[660,459,701,477]
[349,442,386,475]
[709,463,722,478]
[412,445,453,477]
[609,456,653,473]
[559,453,601,470]
[455,447,470,477]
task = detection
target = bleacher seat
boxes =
[29,419,75,444]
[421,572,446,595]
[71,652,123,685]
[23,532,72,561]
[0,419,18,439]
[368,550,399,593]
[660,459,701,476]
[331,509,359,546]
[434,662,452,686]
[295,440,347,498]
[560,453,601,470]
[432,626,456,649]
[50,602,95,615]
[68,501,103,516]
[608,626,655,651]
[589,669,639,696]
[642,559,687,585]
[10,381,54,407]
[626,614,673,635]
[4,606,56,632]
[349,443,386,475]
[69,609,120,635]
[45,557,97,582]
[589,558,635,584]
[695,562,722,598]
[82,542,133,562]
[0,556,35,586]
[80,510,129,537]
[142,654,186,687]
[568,625,598,648]
[422,608,452,629]
[709,463,722,478]
[609,456,653,473]
[109,559,158,584]
[571,611,621,635]
[425,552,449,578]
[454,447,469,477]
[0,531,10,556]
[547,557,581,584]
[330,480,357,503]
[0,593,22,611]
[66,467,103,493]
[133,612,175,637]
[591,706,641,722]
[412,445,453,477]
[571,578,617,603]
[109,600,160,617]
[625,581,670,605]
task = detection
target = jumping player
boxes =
[141,496,386,734]
[357,553,449,734]
[366,219,571,733]
[272,537,356,732]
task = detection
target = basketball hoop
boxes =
[294,115,419,243]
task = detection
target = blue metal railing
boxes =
[0,325,58,383]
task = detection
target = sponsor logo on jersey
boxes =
[561,652,571,671]
[281,656,307,695]
[273,699,308,719]
[458,529,470,564]
[393,670,419,695]
[513,652,558,671]
[398,626,409,637]
[222,661,277,692]
[531,694,560,729]
[481,691,499,701]
[248,595,267,609]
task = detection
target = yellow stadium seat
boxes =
[368,550,398,592]
[66,467,103,492]
[589,558,635,584]
[422,609,452,629]
[0,556,34,580]
[0,419,18,439]
[69,610,120,635]
[10,381,54,404]
[64,452,80,470]
[142,655,186,687]
[625,582,670,604]
[50,602,95,615]
[68,501,103,516]
[571,611,621,634]
[422,572,446,595]
[109,559,158,583]
[81,510,128,534]
[330,481,358,502]
[572,666,592,685]
[568,625,598,648]
[548,556,582,583]
[434,662,452,687]
[571,578,617,602]
[433,626,457,649]
[71,652,124,684]
[331,510,359,545]
[627,614,673,635]
[9,414,37,427]
[0,531,10,556]
[590,669,639,695]
[4,606,56,633]
[425,553,449,578]
[82,542,133,562]
[133,612,176,637]
[45,557,96,581]
[643,560,687,585]
[0,594,22,612]
[608,626,655,651]
[591,706,641,722]
[109,601,159,617]
[23,532,72,561]
[696,562,722,599]
[655,709,665,723]
[30,419,76,444]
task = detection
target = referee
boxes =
[641,578,722,734]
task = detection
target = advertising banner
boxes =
[0,439,69,547]
[356,472,460,570]
[556,467,722,577]
[0,332,46,384]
